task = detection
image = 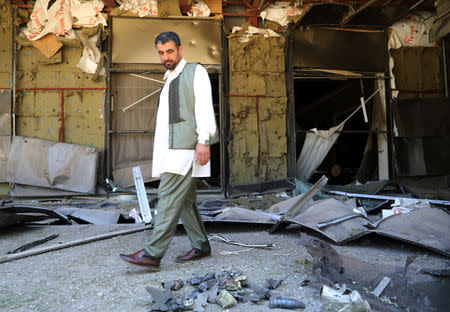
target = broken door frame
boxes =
[105,16,226,192]
[286,26,394,182]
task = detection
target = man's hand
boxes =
[195,143,210,166]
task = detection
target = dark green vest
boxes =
[168,63,198,149]
[168,63,218,149]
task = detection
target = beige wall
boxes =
[228,35,288,184]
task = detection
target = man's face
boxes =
[156,40,183,71]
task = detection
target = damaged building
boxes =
[0,0,448,198]
[0,0,449,311]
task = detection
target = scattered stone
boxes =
[162,279,184,291]
[188,289,202,300]
[183,298,195,310]
[167,300,185,312]
[252,285,272,300]
[265,277,284,290]
[188,273,216,286]
[217,290,237,309]
[193,292,207,312]
[206,282,218,303]
[145,286,172,311]
[198,282,208,292]
[300,279,310,287]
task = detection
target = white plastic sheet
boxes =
[296,123,344,182]
[117,0,158,17]
[260,1,303,26]
[24,0,107,41]
[74,29,104,75]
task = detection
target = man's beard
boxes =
[163,60,176,70]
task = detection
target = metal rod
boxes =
[108,130,155,134]
[209,233,274,249]
[296,130,388,134]
[12,6,17,138]
[409,0,426,11]
[341,0,378,26]
[326,190,450,206]
[60,90,64,142]
[443,40,449,98]
[258,0,265,11]
[0,224,153,264]
[391,89,442,94]
[128,73,164,84]
[240,0,254,10]
[122,88,161,112]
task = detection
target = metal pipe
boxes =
[240,0,254,10]
[60,90,64,142]
[341,0,378,26]
[258,0,265,11]
[443,39,449,98]
[409,0,426,11]
[122,88,161,112]
[326,190,450,206]
[128,73,164,84]
[108,130,155,134]
[12,6,17,138]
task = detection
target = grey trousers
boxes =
[144,167,210,259]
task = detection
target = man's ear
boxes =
[178,45,183,55]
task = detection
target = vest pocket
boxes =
[170,120,197,149]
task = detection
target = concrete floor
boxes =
[0,220,449,312]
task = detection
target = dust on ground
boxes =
[0,221,449,312]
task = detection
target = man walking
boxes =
[119,31,217,271]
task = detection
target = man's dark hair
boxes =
[155,32,181,47]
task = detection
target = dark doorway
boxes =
[294,79,375,185]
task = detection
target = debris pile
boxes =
[145,269,306,311]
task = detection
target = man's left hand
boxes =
[195,143,210,166]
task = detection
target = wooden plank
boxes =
[0,225,153,264]
[31,33,63,58]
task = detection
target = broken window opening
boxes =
[293,78,381,185]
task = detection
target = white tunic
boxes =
[152,59,217,178]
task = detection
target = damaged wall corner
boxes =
[228,35,287,185]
